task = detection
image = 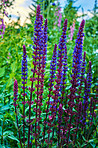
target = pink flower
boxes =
[54,7,62,28]
[68,21,75,41]
[49,115,52,120]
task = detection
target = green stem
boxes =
[47,0,50,20]
[28,69,35,148]
[15,104,22,148]
[23,84,25,147]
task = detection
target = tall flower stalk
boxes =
[21,45,28,147]
[57,19,68,104]
[28,5,42,148]
[67,19,85,144]
[35,16,48,145]
[50,19,67,142]
[28,5,48,148]
[72,19,85,83]
[43,44,57,143]
[57,104,63,147]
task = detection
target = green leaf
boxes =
[93,139,98,144]
[6,112,15,121]
[3,131,13,137]
[26,39,33,44]
[0,66,5,77]
[81,143,87,147]
[90,143,96,148]
[8,135,19,142]
[0,114,3,120]
[88,139,94,143]
[25,106,29,113]
[29,118,37,125]
[0,104,10,111]
[82,135,87,142]
[11,62,17,72]
[9,72,15,79]
[66,85,71,90]
[6,78,13,88]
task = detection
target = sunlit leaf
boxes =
[0,66,5,77]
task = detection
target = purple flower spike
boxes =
[21,45,28,86]
[21,45,28,146]
[72,19,85,82]
[81,51,86,82]
[44,19,48,49]
[61,45,68,104]
[32,5,43,65]
[79,51,86,96]
[49,44,57,84]
[13,79,18,102]
[29,5,48,148]
[84,51,86,59]
[37,5,40,16]
[57,19,67,92]
[58,19,67,53]
[68,20,85,103]
[67,20,85,144]
[87,61,92,95]
[42,18,48,69]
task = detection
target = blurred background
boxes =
[1,0,97,25]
